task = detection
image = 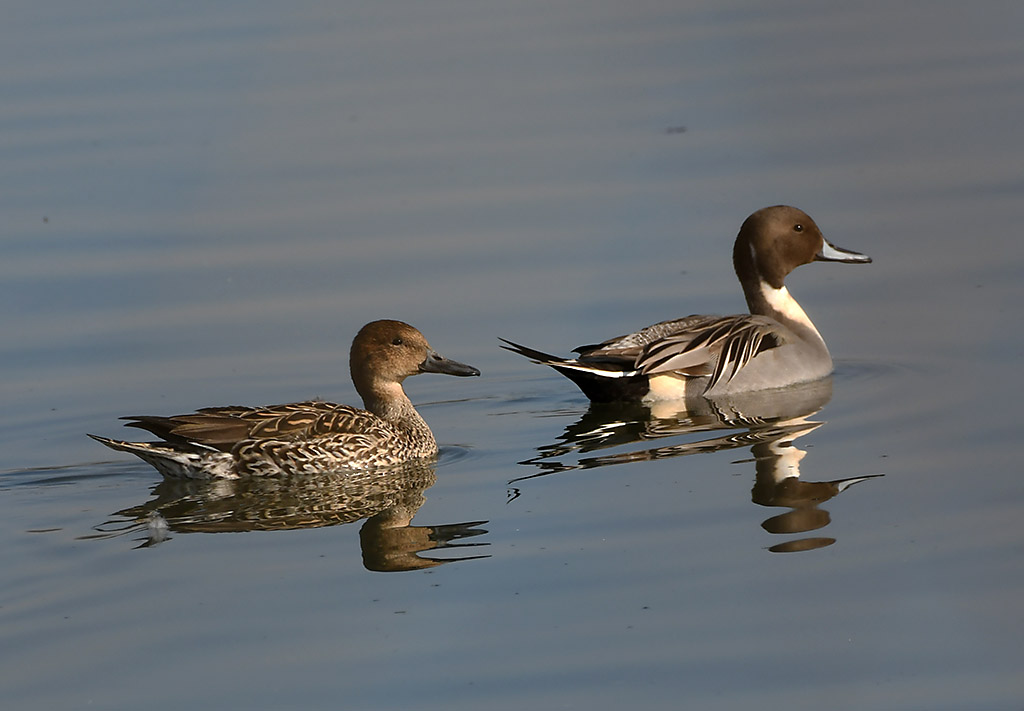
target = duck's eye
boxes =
[392,336,404,346]
[793,224,804,232]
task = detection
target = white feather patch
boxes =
[761,284,820,336]
[643,373,691,402]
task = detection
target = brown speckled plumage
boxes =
[90,320,479,479]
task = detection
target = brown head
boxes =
[349,320,480,405]
[733,205,871,290]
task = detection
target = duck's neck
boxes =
[360,382,437,449]
[744,279,826,348]
[734,237,825,345]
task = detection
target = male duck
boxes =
[90,320,480,478]
[501,205,871,404]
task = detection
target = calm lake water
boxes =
[2,2,1023,709]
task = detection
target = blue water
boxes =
[2,2,1022,709]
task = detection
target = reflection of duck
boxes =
[502,206,870,404]
[746,420,882,552]
[513,378,834,476]
[89,320,479,478]
[94,461,488,571]
[508,378,880,551]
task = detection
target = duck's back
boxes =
[574,315,723,364]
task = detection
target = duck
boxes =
[500,205,871,404]
[89,320,480,479]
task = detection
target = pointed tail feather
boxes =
[499,338,648,402]
[499,338,635,376]
[87,434,217,478]
[498,338,570,366]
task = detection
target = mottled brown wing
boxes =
[122,400,371,452]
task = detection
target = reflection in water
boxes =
[89,461,489,571]
[510,378,881,552]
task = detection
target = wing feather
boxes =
[123,400,393,452]
[636,315,784,391]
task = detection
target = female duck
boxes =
[501,205,871,404]
[90,320,480,478]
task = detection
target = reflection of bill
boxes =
[508,377,881,552]
[89,461,488,571]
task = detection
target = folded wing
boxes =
[123,400,392,452]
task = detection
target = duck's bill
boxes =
[816,239,872,264]
[420,350,481,377]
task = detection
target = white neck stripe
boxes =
[760,284,820,336]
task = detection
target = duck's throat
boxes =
[363,386,437,450]
[749,283,824,343]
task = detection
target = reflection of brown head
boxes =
[360,511,489,573]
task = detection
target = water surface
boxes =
[2,2,1022,709]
